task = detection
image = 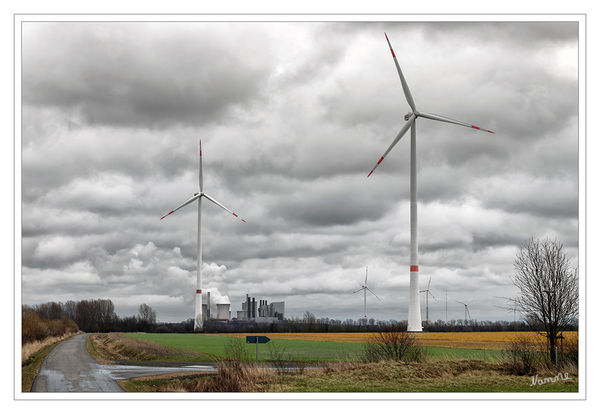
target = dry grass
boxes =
[87,333,204,363]
[22,331,81,363]
[208,331,578,350]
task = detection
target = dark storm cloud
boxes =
[20,21,579,322]
[22,23,275,128]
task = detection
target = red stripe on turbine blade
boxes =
[377,156,384,165]
[241,219,247,223]
[160,211,174,220]
[196,289,202,294]
[471,125,481,130]
[233,213,238,217]
[410,265,419,272]
[367,169,375,178]
[200,150,202,156]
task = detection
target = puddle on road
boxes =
[100,364,216,380]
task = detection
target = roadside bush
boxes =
[223,337,251,363]
[267,342,290,375]
[22,308,78,345]
[22,310,48,343]
[363,329,426,363]
[501,336,546,375]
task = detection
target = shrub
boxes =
[363,330,426,363]
[267,342,290,374]
[501,336,546,375]
[22,308,78,345]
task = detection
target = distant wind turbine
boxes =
[160,139,246,331]
[366,33,494,332]
[419,277,436,324]
[353,266,382,319]
[456,301,471,323]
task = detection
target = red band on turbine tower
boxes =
[196,289,202,294]
[410,265,419,272]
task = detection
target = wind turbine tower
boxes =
[160,140,246,331]
[366,33,494,331]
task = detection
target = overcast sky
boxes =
[20,21,579,323]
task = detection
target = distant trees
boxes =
[138,304,157,324]
[23,299,162,334]
[512,238,579,364]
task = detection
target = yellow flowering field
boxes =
[209,331,578,350]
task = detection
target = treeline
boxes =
[23,299,175,335]
[202,316,577,334]
[24,300,578,336]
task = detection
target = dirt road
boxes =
[31,334,215,392]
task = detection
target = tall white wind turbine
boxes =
[160,140,246,331]
[367,33,494,332]
[353,266,383,319]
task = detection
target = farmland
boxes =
[114,331,577,363]
[88,331,578,392]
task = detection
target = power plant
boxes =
[237,294,285,323]
[200,292,285,324]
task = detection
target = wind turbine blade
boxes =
[419,111,494,134]
[202,193,247,223]
[199,139,203,192]
[365,267,368,286]
[353,287,365,294]
[367,114,416,177]
[366,287,383,302]
[456,300,466,306]
[160,193,200,220]
[429,290,436,301]
[385,33,416,112]
[427,277,431,291]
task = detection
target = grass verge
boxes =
[21,332,80,392]
[87,333,212,364]
[120,360,578,393]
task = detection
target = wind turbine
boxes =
[367,33,494,332]
[353,266,382,320]
[456,301,471,323]
[419,277,436,324]
[160,139,246,331]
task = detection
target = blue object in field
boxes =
[246,335,270,344]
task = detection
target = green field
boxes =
[122,333,503,362]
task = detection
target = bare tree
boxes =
[138,303,157,325]
[512,238,578,363]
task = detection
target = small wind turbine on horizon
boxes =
[419,277,436,324]
[160,139,246,331]
[456,300,471,323]
[353,266,382,320]
[366,33,494,331]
